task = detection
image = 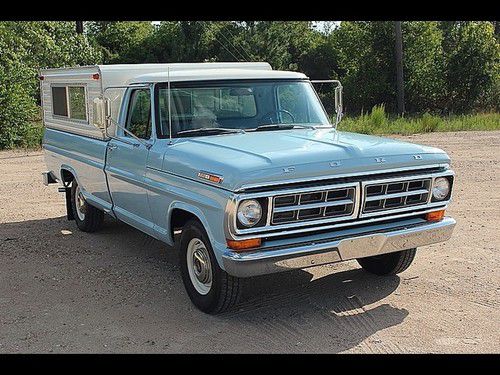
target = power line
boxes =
[224,24,253,61]
[204,23,242,62]
[217,27,248,62]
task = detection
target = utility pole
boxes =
[76,21,84,34]
[395,21,405,116]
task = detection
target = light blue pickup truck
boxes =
[40,63,455,313]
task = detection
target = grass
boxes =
[339,105,500,136]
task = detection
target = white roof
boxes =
[129,68,307,84]
[40,62,308,89]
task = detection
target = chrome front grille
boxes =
[272,185,356,225]
[361,177,432,216]
[229,168,454,238]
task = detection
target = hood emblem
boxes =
[197,171,224,184]
[283,166,295,174]
[374,157,386,163]
[413,155,423,160]
[330,161,341,167]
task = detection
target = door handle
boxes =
[107,144,118,151]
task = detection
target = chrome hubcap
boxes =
[75,185,86,221]
[186,238,212,295]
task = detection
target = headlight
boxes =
[432,177,450,200]
[237,199,262,227]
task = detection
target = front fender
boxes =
[167,201,228,268]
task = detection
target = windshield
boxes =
[155,80,330,138]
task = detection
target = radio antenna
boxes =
[167,66,173,144]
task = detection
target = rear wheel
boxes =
[70,181,104,233]
[357,248,417,276]
[179,220,242,314]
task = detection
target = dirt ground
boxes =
[0,131,499,353]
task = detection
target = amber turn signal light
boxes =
[227,238,261,251]
[426,209,445,222]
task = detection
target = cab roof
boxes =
[128,68,307,84]
[40,62,308,89]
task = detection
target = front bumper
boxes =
[222,217,456,277]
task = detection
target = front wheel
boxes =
[357,248,417,276]
[179,220,242,314]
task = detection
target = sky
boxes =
[151,21,340,34]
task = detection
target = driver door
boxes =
[105,88,155,234]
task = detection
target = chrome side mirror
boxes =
[334,84,343,126]
[92,97,107,131]
[335,82,342,117]
[311,79,344,128]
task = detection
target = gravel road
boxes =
[0,131,499,353]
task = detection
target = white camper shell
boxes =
[40,63,306,139]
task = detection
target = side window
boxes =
[68,87,87,120]
[52,87,68,117]
[126,89,152,140]
[51,85,87,121]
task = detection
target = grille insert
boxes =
[271,186,356,225]
[362,178,431,214]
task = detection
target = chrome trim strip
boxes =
[365,188,428,202]
[360,200,447,218]
[227,203,448,240]
[265,197,273,227]
[222,217,456,277]
[273,198,353,213]
[236,181,359,199]
[235,163,449,192]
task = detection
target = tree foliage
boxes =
[86,21,154,63]
[0,20,498,149]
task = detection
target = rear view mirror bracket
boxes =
[311,80,343,129]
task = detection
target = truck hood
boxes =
[162,129,450,191]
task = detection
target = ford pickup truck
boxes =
[40,62,456,314]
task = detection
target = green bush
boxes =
[339,108,500,135]
[369,104,388,129]
[420,113,441,132]
[0,64,39,149]
[0,21,102,149]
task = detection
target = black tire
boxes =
[179,219,242,314]
[70,181,104,233]
[357,248,417,276]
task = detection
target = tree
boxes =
[0,21,102,148]
[439,21,499,113]
[402,21,447,113]
[330,21,397,114]
[87,21,154,63]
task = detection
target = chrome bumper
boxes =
[222,217,456,278]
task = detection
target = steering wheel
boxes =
[260,109,296,125]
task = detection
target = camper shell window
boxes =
[51,85,88,122]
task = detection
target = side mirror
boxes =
[335,84,342,116]
[92,97,107,131]
[310,79,343,128]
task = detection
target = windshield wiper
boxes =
[176,127,244,137]
[252,123,318,132]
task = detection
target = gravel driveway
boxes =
[0,130,498,353]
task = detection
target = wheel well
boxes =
[61,169,75,185]
[170,208,199,241]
